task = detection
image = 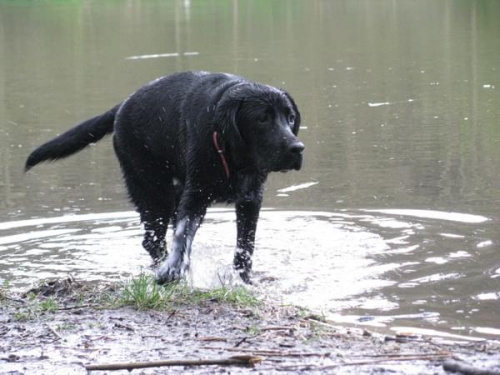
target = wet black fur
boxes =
[25,71,304,284]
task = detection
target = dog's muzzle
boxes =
[273,141,304,172]
[289,141,304,170]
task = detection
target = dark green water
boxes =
[1,0,499,339]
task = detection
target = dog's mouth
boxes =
[271,154,303,173]
[293,157,303,170]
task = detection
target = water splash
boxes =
[0,208,497,340]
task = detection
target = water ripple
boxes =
[0,208,497,340]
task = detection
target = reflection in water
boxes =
[0,209,498,340]
[125,52,200,60]
[365,209,489,224]
[1,0,500,218]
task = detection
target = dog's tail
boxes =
[25,104,120,171]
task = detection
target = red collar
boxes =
[213,131,230,179]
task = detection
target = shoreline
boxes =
[1,277,499,374]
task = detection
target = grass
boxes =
[38,297,59,313]
[119,273,173,310]
[2,273,260,320]
[197,285,259,307]
[245,324,261,335]
[118,273,260,311]
[10,295,60,321]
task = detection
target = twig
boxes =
[355,351,451,358]
[278,353,451,371]
[260,326,296,332]
[198,336,228,342]
[443,360,500,375]
[45,323,65,342]
[166,309,177,320]
[56,304,95,311]
[114,322,135,332]
[85,355,263,371]
[234,336,248,347]
[3,296,26,304]
[201,346,330,357]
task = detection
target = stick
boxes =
[85,355,263,371]
[277,353,452,371]
[3,296,26,304]
[198,336,228,342]
[234,336,248,347]
[201,346,330,357]
[45,323,65,342]
[356,351,450,358]
[260,326,296,332]
[443,360,500,375]
[56,304,95,311]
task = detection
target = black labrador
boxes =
[25,71,304,284]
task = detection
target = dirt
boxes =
[1,278,499,375]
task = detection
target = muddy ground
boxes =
[1,278,499,375]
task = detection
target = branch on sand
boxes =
[277,352,452,371]
[201,346,331,358]
[85,355,263,371]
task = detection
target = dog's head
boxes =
[215,83,304,173]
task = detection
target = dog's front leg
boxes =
[156,197,207,284]
[234,198,262,284]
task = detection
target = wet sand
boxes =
[1,279,499,374]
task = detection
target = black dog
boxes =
[25,72,304,284]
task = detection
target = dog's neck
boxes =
[213,131,230,179]
[213,131,267,181]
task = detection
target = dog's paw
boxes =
[156,252,189,284]
[150,253,168,269]
[237,269,253,285]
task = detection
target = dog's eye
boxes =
[257,113,270,124]
[288,114,296,124]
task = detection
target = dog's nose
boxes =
[289,141,305,154]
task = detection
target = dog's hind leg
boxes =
[141,211,169,263]
[114,153,177,262]
[135,189,177,263]
[119,169,176,262]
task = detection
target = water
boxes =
[1,0,499,340]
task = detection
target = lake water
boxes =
[1,0,499,340]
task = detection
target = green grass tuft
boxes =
[39,297,59,313]
[119,273,173,310]
[118,273,259,311]
[195,286,260,307]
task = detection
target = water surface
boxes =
[0,0,499,340]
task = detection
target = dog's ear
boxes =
[214,92,245,149]
[283,91,301,135]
